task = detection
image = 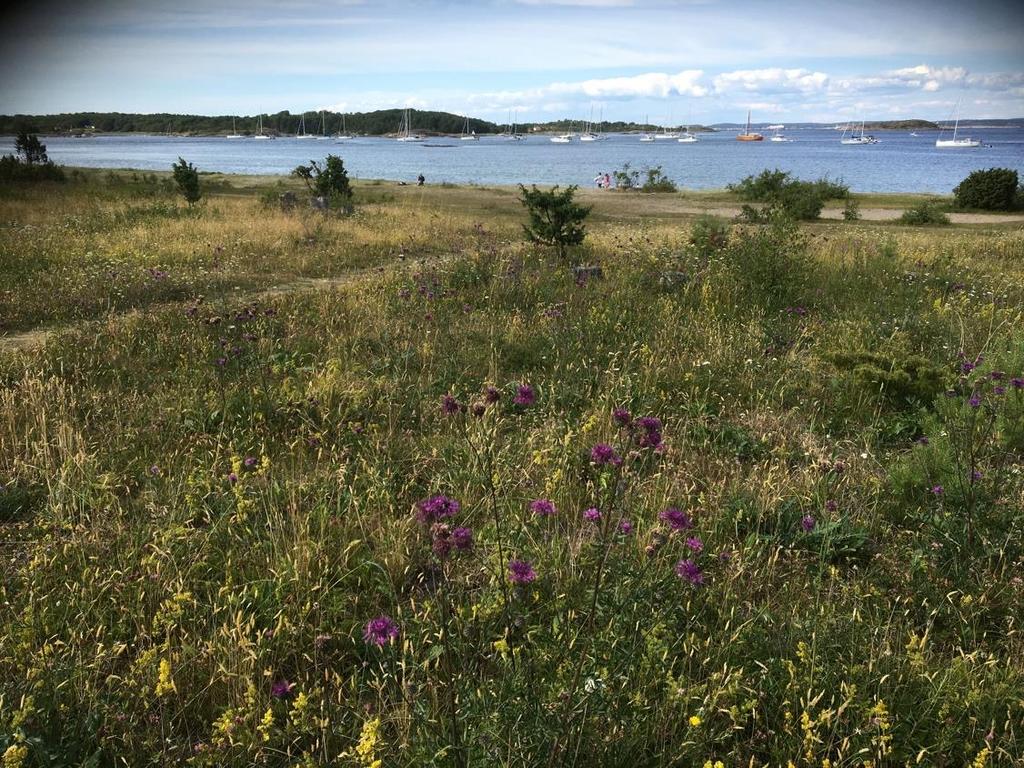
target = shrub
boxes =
[612,163,640,190]
[843,198,861,221]
[641,166,677,193]
[689,215,729,257]
[171,157,201,207]
[953,168,1019,211]
[15,131,48,164]
[292,154,353,212]
[899,202,950,226]
[0,154,65,184]
[729,168,791,201]
[518,184,591,263]
[728,169,845,221]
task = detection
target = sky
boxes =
[0,0,1022,124]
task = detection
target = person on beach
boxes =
[594,172,604,188]
[417,174,425,186]
[604,172,611,189]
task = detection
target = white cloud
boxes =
[713,68,829,94]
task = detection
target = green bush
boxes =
[292,154,353,212]
[843,198,861,221]
[171,157,201,207]
[518,184,591,263]
[641,166,677,193]
[0,154,65,184]
[953,167,1020,211]
[899,201,950,226]
[689,215,730,257]
[728,169,846,221]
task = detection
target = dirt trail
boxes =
[0,258,432,353]
[667,204,1024,224]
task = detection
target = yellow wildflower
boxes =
[3,745,28,768]
[688,715,702,727]
[155,658,176,697]
[354,717,381,767]
[258,707,275,741]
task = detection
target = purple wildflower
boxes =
[590,443,622,466]
[271,679,295,698]
[441,394,461,416]
[685,536,704,554]
[363,615,400,646]
[416,495,461,524]
[990,371,1004,381]
[243,456,258,469]
[1012,378,1024,390]
[961,361,975,374]
[432,536,453,560]
[916,436,929,446]
[635,416,663,448]
[149,465,161,476]
[508,559,536,584]
[227,472,238,485]
[971,470,983,481]
[215,357,227,367]
[968,394,981,408]
[513,385,536,407]
[675,559,704,585]
[994,386,1006,396]
[618,519,634,535]
[583,507,601,523]
[930,485,944,496]
[659,506,693,531]
[801,514,816,532]
[612,407,632,427]
[452,526,474,551]
[484,385,501,404]
[530,499,557,517]
[825,500,838,512]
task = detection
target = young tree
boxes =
[171,157,201,207]
[292,155,353,212]
[15,132,48,165]
[518,184,591,263]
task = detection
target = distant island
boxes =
[1,111,1019,137]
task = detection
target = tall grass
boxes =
[1,180,1022,766]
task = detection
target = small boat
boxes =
[579,106,607,141]
[253,114,275,140]
[655,123,679,140]
[316,111,331,140]
[909,132,919,137]
[677,131,699,143]
[936,104,980,148]
[736,110,764,141]
[769,126,792,142]
[295,113,316,140]
[335,113,352,141]
[225,117,243,139]
[460,115,478,141]
[840,120,879,145]
[550,132,573,143]
[396,108,424,142]
[639,114,656,142]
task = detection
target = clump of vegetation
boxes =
[171,156,201,207]
[292,154,353,213]
[827,350,946,404]
[689,215,730,257]
[953,167,1021,211]
[0,131,65,183]
[518,183,591,263]
[899,201,950,226]
[612,163,677,192]
[730,168,849,221]
[843,198,861,221]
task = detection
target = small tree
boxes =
[171,157,201,207]
[953,168,1019,211]
[292,155,353,212]
[518,184,591,263]
[15,132,48,165]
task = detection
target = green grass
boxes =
[1,176,1023,767]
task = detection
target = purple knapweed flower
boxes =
[432,536,453,560]
[243,456,258,469]
[484,385,501,404]
[1012,378,1024,390]
[612,407,632,428]
[513,385,536,407]
[675,559,704,586]
[363,615,400,646]
[452,526,474,551]
[215,357,227,367]
[508,559,536,584]
[590,443,622,466]
[271,679,295,698]
[930,485,944,495]
[441,394,461,416]
[685,536,704,554]
[227,472,238,485]
[968,394,981,408]
[994,386,1006,396]
[971,470,983,481]
[990,371,1004,381]
[801,514,816,532]
[583,507,601,523]
[961,361,975,374]
[618,519,634,535]
[149,465,161,476]
[659,506,693,531]
[825,500,838,512]
[635,416,663,448]
[530,499,556,517]
[416,495,461,524]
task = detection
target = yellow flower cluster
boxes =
[155,658,176,697]
[354,716,382,768]
[2,745,28,768]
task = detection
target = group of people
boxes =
[593,171,613,189]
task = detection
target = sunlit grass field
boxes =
[1,173,1023,766]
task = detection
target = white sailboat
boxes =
[639,115,656,142]
[253,114,274,140]
[655,120,679,140]
[579,106,601,142]
[499,111,523,141]
[460,115,479,141]
[396,108,424,142]
[225,117,243,139]
[840,120,879,145]
[550,131,573,144]
[335,113,352,141]
[316,111,331,140]
[295,113,316,140]
[936,103,981,148]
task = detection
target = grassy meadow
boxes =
[1,172,1024,766]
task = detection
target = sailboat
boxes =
[840,120,879,145]
[253,114,274,140]
[225,117,243,139]
[655,114,679,140]
[396,108,424,142]
[736,110,764,141]
[550,126,573,143]
[936,103,981,148]
[500,111,524,141]
[639,115,656,142]
[295,113,316,140]
[335,113,352,141]
[460,115,479,141]
[316,111,331,140]
[769,125,792,142]
[579,106,601,142]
